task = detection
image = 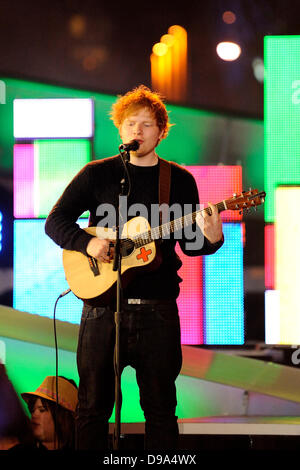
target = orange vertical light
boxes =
[152,42,168,96]
[161,34,174,99]
[150,26,187,102]
[168,25,187,101]
[150,53,159,93]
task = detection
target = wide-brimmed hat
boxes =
[21,376,78,413]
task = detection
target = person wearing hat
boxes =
[22,376,78,450]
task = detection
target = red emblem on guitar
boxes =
[136,247,152,262]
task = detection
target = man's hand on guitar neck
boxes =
[196,202,223,245]
[86,237,114,263]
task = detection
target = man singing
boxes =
[45,85,223,450]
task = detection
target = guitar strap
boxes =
[158,157,171,224]
[158,157,182,270]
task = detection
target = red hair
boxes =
[110,85,171,139]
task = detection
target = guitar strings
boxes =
[108,191,263,252]
[130,202,225,248]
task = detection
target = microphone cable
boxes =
[53,288,71,449]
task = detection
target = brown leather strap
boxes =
[158,157,171,223]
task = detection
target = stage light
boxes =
[161,34,175,47]
[216,41,241,61]
[68,14,86,38]
[152,42,168,57]
[252,57,264,83]
[222,11,236,24]
[150,25,187,101]
[13,98,94,139]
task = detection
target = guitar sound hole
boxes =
[121,239,135,257]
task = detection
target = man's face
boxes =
[119,107,164,159]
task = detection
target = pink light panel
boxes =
[187,166,243,221]
[14,144,35,218]
[265,224,275,289]
[176,245,204,344]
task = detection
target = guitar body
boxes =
[62,189,265,306]
[62,216,159,305]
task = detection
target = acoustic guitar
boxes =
[62,189,265,305]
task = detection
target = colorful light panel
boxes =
[13,219,88,324]
[264,36,300,222]
[265,224,275,289]
[265,290,280,345]
[187,166,243,221]
[14,140,91,218]
[204,223,244,345]
[275,186,300,344]
[175,165,243,345]
[176,246,203,344]
[13,144,35,218]
[13,98,94,138]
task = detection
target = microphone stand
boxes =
[112,147,131,451]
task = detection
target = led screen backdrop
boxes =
[14,140,91,218]
[175,166,244,345]
[13,166,245,345]
[264,36,300,344]
[204,223,244,345]
[274,186,300,344]
[13,98,94,323]
[14,220,244,344]
[13,219,87,324]
[1,77,264,201]
[264,224,274,290]
[12,96,245,345]
[188,165,243,222]
[264,36,300,223]
[13,98,94,139]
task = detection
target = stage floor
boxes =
[110,416,300,436]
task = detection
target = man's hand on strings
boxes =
[196,202,223,244]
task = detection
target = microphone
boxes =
[119,140,140,152]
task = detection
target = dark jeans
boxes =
[75,301,182,451]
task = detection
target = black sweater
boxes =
[45,156,224,300]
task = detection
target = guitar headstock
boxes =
[225,189,266,214]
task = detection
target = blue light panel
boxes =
[13,219,89,324]
[204,223,244,345]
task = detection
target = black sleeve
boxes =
[177,170,224,256]
[44,163,95,255]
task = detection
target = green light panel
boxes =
[13,139,91,218]
[35,139,91,218]
[264,36,300,222]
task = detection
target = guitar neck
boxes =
[134,201,227,248]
